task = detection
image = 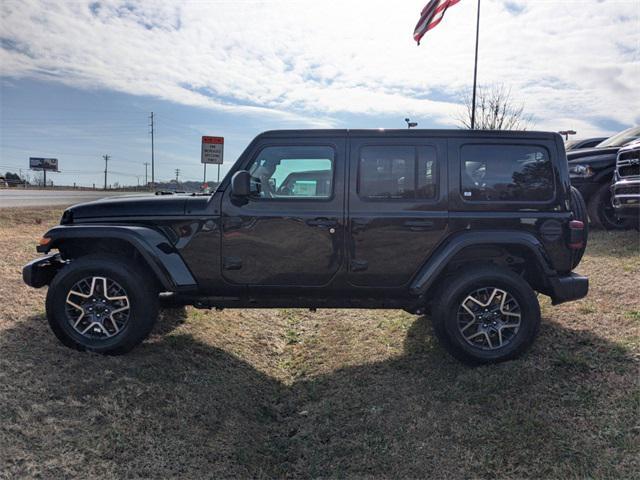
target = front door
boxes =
[221,139,345,286]
[347,137,448,287]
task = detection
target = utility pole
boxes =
[149,112,155,189]
[103,154,110,190]
[175,168,180,184]
[143,162,149,188]
[470,0,481,130]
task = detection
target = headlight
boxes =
[569,164,594,178]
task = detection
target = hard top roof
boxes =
[256,129,561,140]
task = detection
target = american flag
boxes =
[413,0,461,45]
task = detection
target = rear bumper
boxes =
[22,253,66,288]
[548,273,589,305]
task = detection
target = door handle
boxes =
[306,218,338,228]
[223,256,242,271]
[350,259,368,272]
[403,220,434,231]
[224,217,243,229]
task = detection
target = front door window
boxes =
[247,146,334,199]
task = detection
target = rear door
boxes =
[347,136,448,287]
[220,136,346,286]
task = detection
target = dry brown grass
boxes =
[0,208,639,478]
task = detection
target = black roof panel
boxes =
[257,129,560,140]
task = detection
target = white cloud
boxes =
[1,0,639,136]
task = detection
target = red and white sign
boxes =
[201,136,224,164]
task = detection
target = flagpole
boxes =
[470,0,481,130]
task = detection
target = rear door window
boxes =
[461,144,554,202]
[358,145,437,200]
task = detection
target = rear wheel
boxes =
[588,182,632,230]
[46,255,158,354]
[432,266,540,365]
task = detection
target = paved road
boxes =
[0,189,138,208]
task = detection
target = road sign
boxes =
[29,157,59,171]
[201,136,224,165]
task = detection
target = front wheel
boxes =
[46,255,159,354]
[588,182,632,230]
[432,266,540,365]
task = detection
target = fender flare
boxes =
[409,231,556,296]
[39,225,197,291]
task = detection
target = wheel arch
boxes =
[40,225,197,292]
[410,231,555,299]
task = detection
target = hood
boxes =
[567,145,619,163]
[618,140,640,154]
[66,194,190,220]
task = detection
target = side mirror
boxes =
[231,170,251,197]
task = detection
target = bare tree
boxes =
[456,84,534,130]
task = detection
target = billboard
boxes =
[29,157,59,171]
[201,136,224,165]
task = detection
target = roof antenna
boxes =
[405,118,418,129]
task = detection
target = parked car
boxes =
[568,126,640,229]
[565,137,607,151]
[23,129,589,365]
[611,140,640,226]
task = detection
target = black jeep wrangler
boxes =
[23,129,589,364]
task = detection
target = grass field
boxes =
[0,208,638,479]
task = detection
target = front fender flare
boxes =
[40,225,197,291]
[409,231,555,296]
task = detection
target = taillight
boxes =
[568,220,585,249]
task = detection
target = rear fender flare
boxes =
[410,231,555,296]
[40,225,197,291]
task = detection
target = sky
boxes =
[1,0,639,187]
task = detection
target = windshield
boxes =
[597,126,640,148]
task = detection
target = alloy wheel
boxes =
[457,287,521,350]
[65,276,130,339]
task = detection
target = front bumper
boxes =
[611,178,640,218]
[548,273,589,305]
[22,253,66,288]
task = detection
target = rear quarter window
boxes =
[460,144,554,202]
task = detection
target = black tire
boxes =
[570,186,589,269]
[587,182,631,230]
[432,266,541,365]
[46,254,159,354]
